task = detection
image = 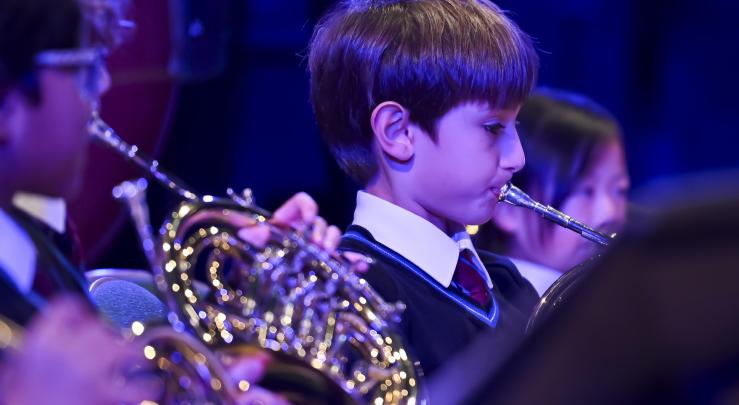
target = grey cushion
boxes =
[90,278,168,328]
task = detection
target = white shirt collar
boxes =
[509,257,561,296]
[0,208,37,292]
[352,191,491,288]
[12,192,67,233]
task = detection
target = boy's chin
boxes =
[460,211,495,227]
[60,161,87,200]
[51,176,83,202]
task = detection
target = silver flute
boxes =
[498,183,615,246]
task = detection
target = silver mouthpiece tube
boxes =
[498,183,614,247]
[87,111,198,201]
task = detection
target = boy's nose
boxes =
[501,129,525,173]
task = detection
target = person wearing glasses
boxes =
[0,0,337,402]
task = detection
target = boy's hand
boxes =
[221,350,290,405]
[0,296,161,405]
[270,192,342,253]
[267,192,373,272]
[341,251,372,273]
[237,192,341,253]
[236,191,370,273]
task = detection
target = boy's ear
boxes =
[491,202,522,234]
[370,101,414,161]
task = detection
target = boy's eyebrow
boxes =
[479,109,515,122]
[483,105,522,119]
[464,103,496,118]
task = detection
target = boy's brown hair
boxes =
[309,0,539,184]
[0,0,81,104]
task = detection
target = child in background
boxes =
[477,88,630,296]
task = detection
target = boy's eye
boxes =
[483,123,505,136]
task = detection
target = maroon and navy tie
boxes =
[452,249,492,311]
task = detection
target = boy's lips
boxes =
[489,179,511,199]
[489,186,504,200]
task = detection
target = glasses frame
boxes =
[34,47,108,104]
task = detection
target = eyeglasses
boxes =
[34,47,108,105]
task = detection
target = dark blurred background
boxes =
[75,0,739,269]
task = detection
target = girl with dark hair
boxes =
[477,88,630,295]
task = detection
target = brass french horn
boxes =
[0,305,237,404]
[89,113,424,404]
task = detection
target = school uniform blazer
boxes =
[339,225,539,376]
[0,208,90,325]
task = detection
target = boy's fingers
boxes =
[322,225,342,254]
[311,216,328,244]
[224,352,271,385]
[271,192,318,230]
[237,223,272,248]
[341,252,372,273]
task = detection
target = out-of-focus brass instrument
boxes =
[497,183,615,332]
[0,308,237,403]
[89,113,423,404]
[131,322,241,403]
